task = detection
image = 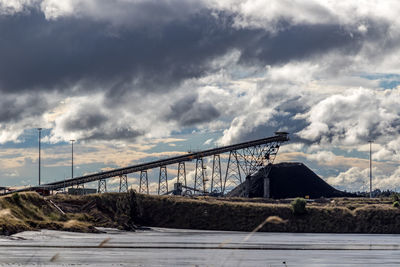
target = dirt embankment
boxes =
[0,192,98,235]
[130,194,400,233]
[2,191,400,235]
[52,192,400,234]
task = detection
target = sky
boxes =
[1,0,400,193]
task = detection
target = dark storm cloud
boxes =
[62,105,144,141]
[0,94,48,123]
[0,10,232,95]
[166,94,220,126]
[0,9,386,97]
[239,24,363,66]
[82,127,144,141]
[63,108,108,131]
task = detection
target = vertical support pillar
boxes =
[119,174,129,193]
[194,158,206,193]
[158,166,168,195]
[139,170,149,194]
[37,128,42,186]
[369,140,373,198]
[177,162,187,187]
[119,174,128,193]
[98,179,107,193]
[262,164,273,198]
[223,150,242,193]
[210,154,222,194]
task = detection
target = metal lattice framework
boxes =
[98,179,107,193]
[177,162,187,187]
[223,151,242,192]
[223,142,282,192]
[139,170,149,194]
[119,175,128,193]
[235,143,277,177]
[158,166,168,195]
[210,154,222,194]
[194,158,207,193]
[11,134,289,197]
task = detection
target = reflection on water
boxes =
[0,228,399,266]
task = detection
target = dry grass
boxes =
[0,192,97,235]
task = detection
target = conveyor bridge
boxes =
[12,132,289,195]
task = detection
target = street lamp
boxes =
[37,128,42,185]
[70,140,75,179]
[368,140,374,198]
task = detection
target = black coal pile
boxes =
[228,162,353,198]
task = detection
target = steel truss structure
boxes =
[139,170,149,194]
[194,158,207,193]
[16,133,288,196]
[119,175,128,193]
[224,150,242,192]
[158,166,168,195]
[98,179,107,193]
[177,162,187,187]
[210,154,222,194]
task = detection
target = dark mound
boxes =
[228,162,354,198]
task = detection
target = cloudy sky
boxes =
[1,0,400,193]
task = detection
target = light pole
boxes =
[37,128,42,185]
[70,140,75,179]
[368,140,373,198]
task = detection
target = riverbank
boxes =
[2,191,400,235]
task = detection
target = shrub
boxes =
[392,193,400,202]
[291,197,307,215]
[393,201,400,208]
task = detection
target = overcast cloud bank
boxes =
[1,0,400,190]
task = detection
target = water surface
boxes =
[0,228,399,266]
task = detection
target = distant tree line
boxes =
[351,189,400,198]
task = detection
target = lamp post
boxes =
[37,128,42,185]
[70,140,75,179]
[368,140,373,198]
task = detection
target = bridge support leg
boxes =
[211,154,222,195]
[223,151,242,193]
[119,175,128,193]
[194,158,207,193]
[177,162,187,187]
[262,163,273,198]
[98,179,107,193]
[139,170,149,194]
[158,166,168,195]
